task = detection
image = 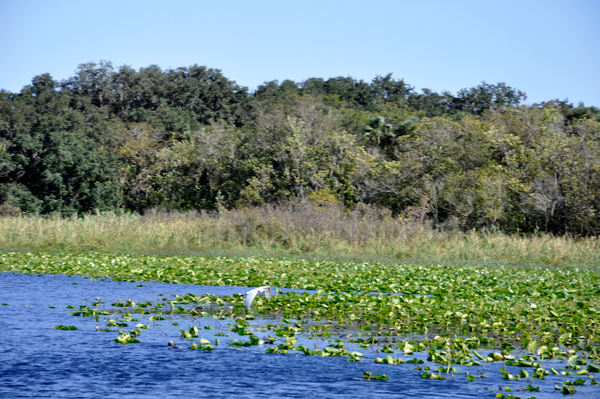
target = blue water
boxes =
[1,272,596,398]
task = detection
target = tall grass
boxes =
[0,202,597,267]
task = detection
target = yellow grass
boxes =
[0,204,597,267]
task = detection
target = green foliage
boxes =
[1,62,599,235]
[362,371,389,381]
[0,74,120,214]
[53,325,78,330]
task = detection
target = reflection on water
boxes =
[0,272,596,398]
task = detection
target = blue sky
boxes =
[1,0,598,106]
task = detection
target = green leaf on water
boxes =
[114,333,139,344]
[567,355,578,364]
[180,330,192,339]
[53,325,78,330]
[560,384,577,394]
[525,384,539,391]
[588,364,600,373]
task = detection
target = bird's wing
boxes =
[261,286,272,299]
[245,288,259,308]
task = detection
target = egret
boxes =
[244,286,272,308]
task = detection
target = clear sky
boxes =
[1,0,598,106]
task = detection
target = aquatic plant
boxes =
[4,250,600,395]
[114,332,140,344]
[362,371,388,381]
[53,325,78,330]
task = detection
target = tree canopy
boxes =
[1,61,599,235]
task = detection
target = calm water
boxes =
[1,272,596,398]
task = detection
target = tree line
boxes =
[1,61,599,235]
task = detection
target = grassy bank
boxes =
[0,204,598,267]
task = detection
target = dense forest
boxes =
[1,61,600,235]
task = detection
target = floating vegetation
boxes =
[53,325,78,330]
[114,330,141,344]
[181,326,199,339]
[71,305,110,317]
[189,338,214,350]
[374,355,403,364]
[112,299,135,307]
[495,394,537,399]
[3,251,600,396]
[108,319,128,327]
[362,371,388,381]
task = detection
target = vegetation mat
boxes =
[4,251,600,396]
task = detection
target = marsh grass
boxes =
[0,202,598,267]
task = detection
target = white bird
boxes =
[244,286,272,308]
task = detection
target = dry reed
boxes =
[0,202,597,267]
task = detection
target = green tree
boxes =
[0,74,120,214]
